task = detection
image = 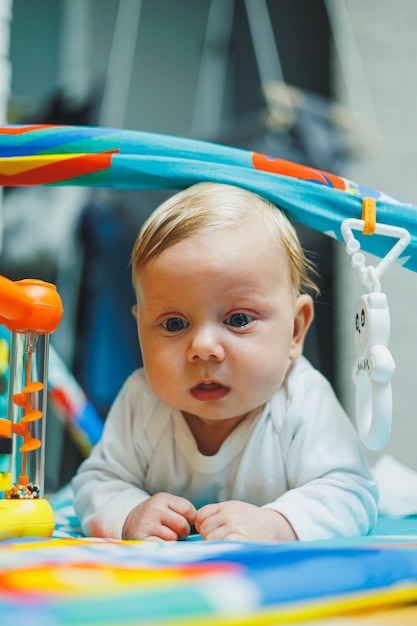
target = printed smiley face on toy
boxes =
[354,296,368,359]
[354,293,390,359]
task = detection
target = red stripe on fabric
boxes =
[0,151,117,185]
[0,125,62,135]
[251,152,345,191]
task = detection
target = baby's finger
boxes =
[195,503,217,522]
[167,495,197,523]
[143,525,181,541]
[162,508,194,539]
[195,505,222,538]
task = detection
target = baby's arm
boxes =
[123,492,196,541]
[195,501,297,542]
[73,371,177,539]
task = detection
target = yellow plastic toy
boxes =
[0,276,63,539]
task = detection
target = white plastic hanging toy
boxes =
[341,211,410,450]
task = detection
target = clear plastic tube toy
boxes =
[0,277,63,539]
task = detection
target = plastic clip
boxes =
[341,214,410,450]
[361,197,376,235]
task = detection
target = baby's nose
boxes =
[187,326,225,362]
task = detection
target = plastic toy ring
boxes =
[352,292,395,450]
[353,344,395,450]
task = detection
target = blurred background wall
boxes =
[2,0,417,486]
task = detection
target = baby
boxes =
[73,182,378,542]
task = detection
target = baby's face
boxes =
[133,218,312,429]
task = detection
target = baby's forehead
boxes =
[175,221,289,272]
[200,212,286,251]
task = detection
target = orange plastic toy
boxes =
[0,276,63,539]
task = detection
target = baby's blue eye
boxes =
[224,313,253,328]
[162,317,189,332]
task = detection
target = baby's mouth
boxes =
[190,381,230,401]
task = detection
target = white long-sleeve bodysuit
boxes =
[72,356,378,540]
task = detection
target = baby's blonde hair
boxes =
[131,182,319,296]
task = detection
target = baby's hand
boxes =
[195,501,298,542]
[122,492,196,541]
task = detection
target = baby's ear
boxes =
[131,304,138,319]
[289,295,315,360]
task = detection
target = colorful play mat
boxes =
[1,492,417,626]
